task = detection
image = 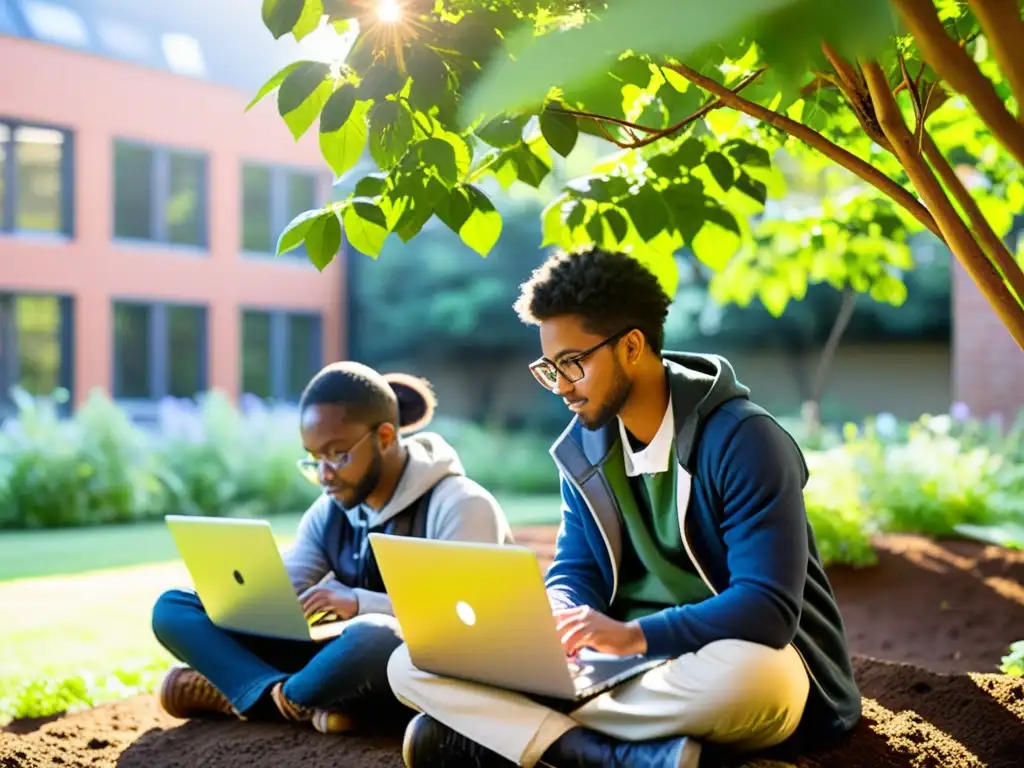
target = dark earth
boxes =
[3,530,1023,768]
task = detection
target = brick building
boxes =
[0,0,344,419]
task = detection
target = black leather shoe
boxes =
[539,726,703,768]
[402,713,514,767]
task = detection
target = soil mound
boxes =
[2,656,1021,768]
[3,530,1022,767]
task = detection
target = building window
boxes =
[113,140,208,248]
[241,309,322,401]
[0,293,74,412]
[241,163,319,256]
[112,301,207,400]
[0,120,74,235]
[22,0,89,48]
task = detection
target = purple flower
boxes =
[950,401,971,422]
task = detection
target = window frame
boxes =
[240,308,323,402]
[111,299,208,402]
[239,160,323,263]
[0,116,75,238]
[0,291,75,414]
[111,138,209,252]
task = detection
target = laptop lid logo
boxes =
[456,601,476,627]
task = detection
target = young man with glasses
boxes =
[152,362,512,734]
[389,249,861,767]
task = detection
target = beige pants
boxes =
[388,639,811,767]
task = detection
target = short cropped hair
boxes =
[298,362,436,434]
[513,248,672,353]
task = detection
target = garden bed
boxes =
[2,530,1022,767]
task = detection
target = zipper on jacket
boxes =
[678,494,840,711]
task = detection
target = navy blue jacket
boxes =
[545,352,861,738]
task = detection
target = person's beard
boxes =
[579,360,632,431]
[332,444,383,510]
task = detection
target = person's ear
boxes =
[376,422,398,450]
[624,329,646,365]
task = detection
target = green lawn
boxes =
[0,494,561,582]
[0,494,560,725]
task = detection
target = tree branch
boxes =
[921,131,1024,306]
[821,43,892,151]
[967,0,1024,125]
[810,286,857,408]
[669,62,943,241]
[862,59,1024,351]
[552,68,766,150]
[892,0,1024,166]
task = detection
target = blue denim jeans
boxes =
[151,588,408,725]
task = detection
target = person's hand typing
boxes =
[299,581,359,621]
[554,605,647,657]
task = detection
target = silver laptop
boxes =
[165,515,346,643]
[368,533,670,701]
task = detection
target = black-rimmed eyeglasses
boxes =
[528,329,632,391]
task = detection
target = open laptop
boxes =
[368,534,671,701]
[165,515,347,643]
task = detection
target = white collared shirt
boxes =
[617,395,674,477]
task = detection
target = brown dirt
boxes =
[2,531,1022,768]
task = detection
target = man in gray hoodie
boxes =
[151,362,513,734]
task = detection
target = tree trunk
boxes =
[863,61,1024,352]
[803,287,857,437]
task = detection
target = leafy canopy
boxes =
[252,0,1015,314]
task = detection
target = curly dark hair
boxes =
[513,248,672,353]
[299,362,437,434]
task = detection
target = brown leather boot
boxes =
[158,665,240,720]
[271,681,356,734]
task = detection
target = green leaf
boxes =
[357,62,407,102]
[461,0,801,120]
[460,186,503,256]
[436,185,474,235]
[278,62,332,140]
[262,0,306,39]
[513,143,552,188]
[304,209,341,270]
[978,195,1014,238]
[621,185,671,240]
[734,171,768,205]
[692,208,741,269]
[369,100,416,169]
[674,137,706,169]
[419,138,459,187]
[759,277,790,316]
[292,0,323,41]
[477,114,530,148]
[319,84,356,132]
[354,173,388,198]
[276,208,325,255]
[723,139,771,168]
[320,99,369,177]
[604,209,629,242]
[705,151,735,192]
[342,199,388,258]
[702,205,740,235]
[539,105,579,158]
[407,48,451,113]
[246,61,305,112]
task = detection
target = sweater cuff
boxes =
[636,610,676,658]
[352,587,393,617]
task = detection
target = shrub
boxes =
[0,388,170,529]
[430,416,560,495]
[802,447,877,568]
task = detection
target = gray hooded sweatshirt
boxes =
[281,431,513,616]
